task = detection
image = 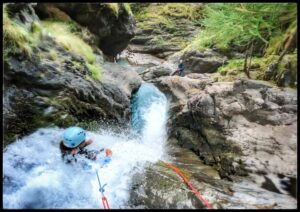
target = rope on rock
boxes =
[163,162,213,209]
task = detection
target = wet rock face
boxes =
[129,166,194,209]
[51,3,136,56]
[151,74,297,181]
[129,162,209,209]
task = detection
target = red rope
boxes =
[164,162,213,209]
[102,196,110,209]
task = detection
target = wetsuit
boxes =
[60,141,102,164]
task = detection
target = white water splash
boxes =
[3,84,168,209]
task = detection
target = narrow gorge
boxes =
[3,3,297,209]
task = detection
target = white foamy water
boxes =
[3,83,168,209]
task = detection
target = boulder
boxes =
[152,74,297,182]
[139,64,173,81]
[129,145,221,209]
[182,49,228,73]
[119,49,164,67]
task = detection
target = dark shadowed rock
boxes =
[44,3,136,56]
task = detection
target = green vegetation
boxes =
[86,63,102,81]
[135,3,202,29]
[48,49,59,61]
[4,8,103,81]
[188,3,297,53]
[3,5,40,57]
[215,57,266,81]
[41,21,95,64]
[41,20,102,80]
[107,3,119,17]
[136,11,175,30]
[124,3,133,16]
[275,53,297,87]
[134,3,203,49]
[158,3,203,20]
[184,3,297,87]
[217,57,267,75]
[218,59,245,76]
[214,53,296,85]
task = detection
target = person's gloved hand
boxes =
[105,148,112,157]
[103,156,111,165]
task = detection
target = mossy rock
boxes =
[275,54,297,87]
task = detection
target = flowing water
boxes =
[3,59,297,209]
[3,82,168,209]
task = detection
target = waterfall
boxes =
[3,83,168,209]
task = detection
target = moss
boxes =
[3,132,19,147]
[107,3,119,17]
[135,3,203,51]
[3,5,33,56]
[41,21,95,64]
[265,19,297,56]
[215,57,284,82]
[183,31,207,52]
[159,3,203,21]
[137,12,175,29]
[217,59,245,74]
[150,35,166,46]
[124,3,133,16]
[87,63,102,81]
[48,49,58,61]
[136,3,202,22]
[275,53,297,87]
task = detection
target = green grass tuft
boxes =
[3,5,33,56]
[124,3,133,16]
[41,21,95,64]
[190,3,297,53]
[86,63,102,81]
[48,49,59,61]
[160,3,203,20]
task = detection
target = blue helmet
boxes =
[63,127,86,148]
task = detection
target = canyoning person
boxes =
[171,59,185,76]
[60,126,112,165]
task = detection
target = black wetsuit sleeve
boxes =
[78,148,97,160]
[62,152,77,163]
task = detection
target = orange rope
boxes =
[102,196,110,209]
[164,162,213,209]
